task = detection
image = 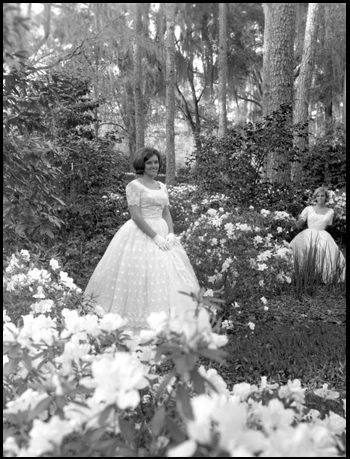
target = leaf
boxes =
[156,370,176,401]
[151,407,166,436]
[87,426,108,443]
[119,417,136,443]
[176,384,194,420]
[165,415,187,443]
[189,369,206,394]
[27,396,53,422]
[98,404,114,425]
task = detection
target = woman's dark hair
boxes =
[133,147,162,175]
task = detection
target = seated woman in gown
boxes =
[84,146,200,334]
[289,186,346,283]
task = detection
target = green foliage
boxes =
[188,104,305,205]
[303,124,346,191]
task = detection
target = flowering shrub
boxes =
[3,276,346,457]
[3,250,90,325]
[180,207,296,310]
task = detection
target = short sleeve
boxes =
[161,182,170,206]
[299,206,309,222]
[327,209,334,225]
[125,181,141,207]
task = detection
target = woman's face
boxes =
[316,191,326,204]
[144,154,159,178]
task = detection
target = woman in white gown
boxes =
[84,147,199,332]
[290,187,346,283]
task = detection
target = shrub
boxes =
[3,262,346,457]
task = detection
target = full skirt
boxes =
[290,229,346,283]
[84,218,200,330]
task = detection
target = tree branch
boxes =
[237,94,262,109]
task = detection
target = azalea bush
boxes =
[3,250,89,325]
[179,207,296,311]
[3,260,346,457]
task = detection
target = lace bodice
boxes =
[125,179,169,219]
[300,206,334,231]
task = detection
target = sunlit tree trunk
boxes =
[218,3,227,138]
[133,3,144,150]
[262,3,296,184]
[344,66,346,142]
[292,3,322,183]
[165,3,176,186]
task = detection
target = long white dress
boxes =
[84,179,199,330]
[290,206,346,283]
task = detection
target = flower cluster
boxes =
[180,207,294,307]
[3,254,346,457]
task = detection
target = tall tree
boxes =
[133,3,145,151]
[292,3,322,183]
[218,3,228,137]
[262,3,296,183]
[165,3,176,186]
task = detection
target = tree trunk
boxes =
[292,3,322,183]
[165,3,176,186]
[133,3,144,149]
[218,3,228,138]
[262,3,296,184]
[324,4,334,136]
[344,66,346,141]
[294,3,309,69]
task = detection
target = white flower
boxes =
[204,289,214,297]
[207,208,217,216]
[232,382,257,401]
[6,280,15,291]
[31,299,54,314]
[315,412,346,436]
[257,263,268,271]
[278,379,306,404]
[49,259,60,270]
[277,226,283,233]
[222,319,234,330]
[260,296,267,305]
[259,398,295,434]
[146,311,168,334]
[221,257,233,272]
[99,313,128,332]
[260,209,271,217]
[4,388,48,415]
[81,353,149,409]
[248,321,255,331]
[313,383,340,401]
[249,205,254,210]
[198,365,229,395]
[59,271,75,289]
[167,440,197,457]
[28,416,75,455]
[253,235,263,244]
[20,249,30,261]
[33,286,46,299]
[259,280,265,287]
[264,306,269,311]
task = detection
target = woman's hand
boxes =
[165,233,177,245]
[153,235,171,251]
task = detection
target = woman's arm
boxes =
[129,205,157,238]
[296,206,309,229]
[162,206,174,234]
